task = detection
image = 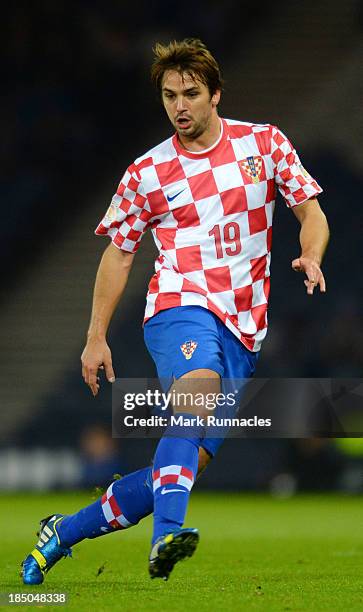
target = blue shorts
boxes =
[144,306,259,457]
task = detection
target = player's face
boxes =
[161,70,220,141]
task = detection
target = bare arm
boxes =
[291,198,330,295]
[81,243,135,396]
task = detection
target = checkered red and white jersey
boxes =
[95,119,322,351]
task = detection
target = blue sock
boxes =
[152,413,203,544]
[57,467,153,547]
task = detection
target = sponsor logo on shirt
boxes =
[167,188,186,202]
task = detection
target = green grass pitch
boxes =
[1,492,363,611]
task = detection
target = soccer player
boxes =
[22,38,329,584]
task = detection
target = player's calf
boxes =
[20,458,211,585]
[20,467,153,584]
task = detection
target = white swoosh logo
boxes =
[160,487,186,495]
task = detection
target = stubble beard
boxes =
[175,112,211,143]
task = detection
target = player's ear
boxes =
[211,90,221,107]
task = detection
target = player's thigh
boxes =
[200,322,260,459]
[144,306,224,384]
[144,305,225,438]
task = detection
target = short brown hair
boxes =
[151,38,223,98]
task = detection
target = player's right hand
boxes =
[81,338,115,397]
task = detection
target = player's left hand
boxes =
[291,256,326,295]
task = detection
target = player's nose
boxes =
[176,96,187,112]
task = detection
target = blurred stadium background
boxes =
[1,0,362,494]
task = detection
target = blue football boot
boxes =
[21,514,72,585]
[149,528,199,580]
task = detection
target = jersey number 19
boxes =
[208,222,241,259]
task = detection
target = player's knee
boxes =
[172,368,221,419]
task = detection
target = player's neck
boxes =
[179,115,222,153]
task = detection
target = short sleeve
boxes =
[95,163,151,252]
[271,126,323,208]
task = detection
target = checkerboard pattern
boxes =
[96,119,322,351]
[152,465,195,492]
[101,481,133,530]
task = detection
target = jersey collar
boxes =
[172,118,228,159]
